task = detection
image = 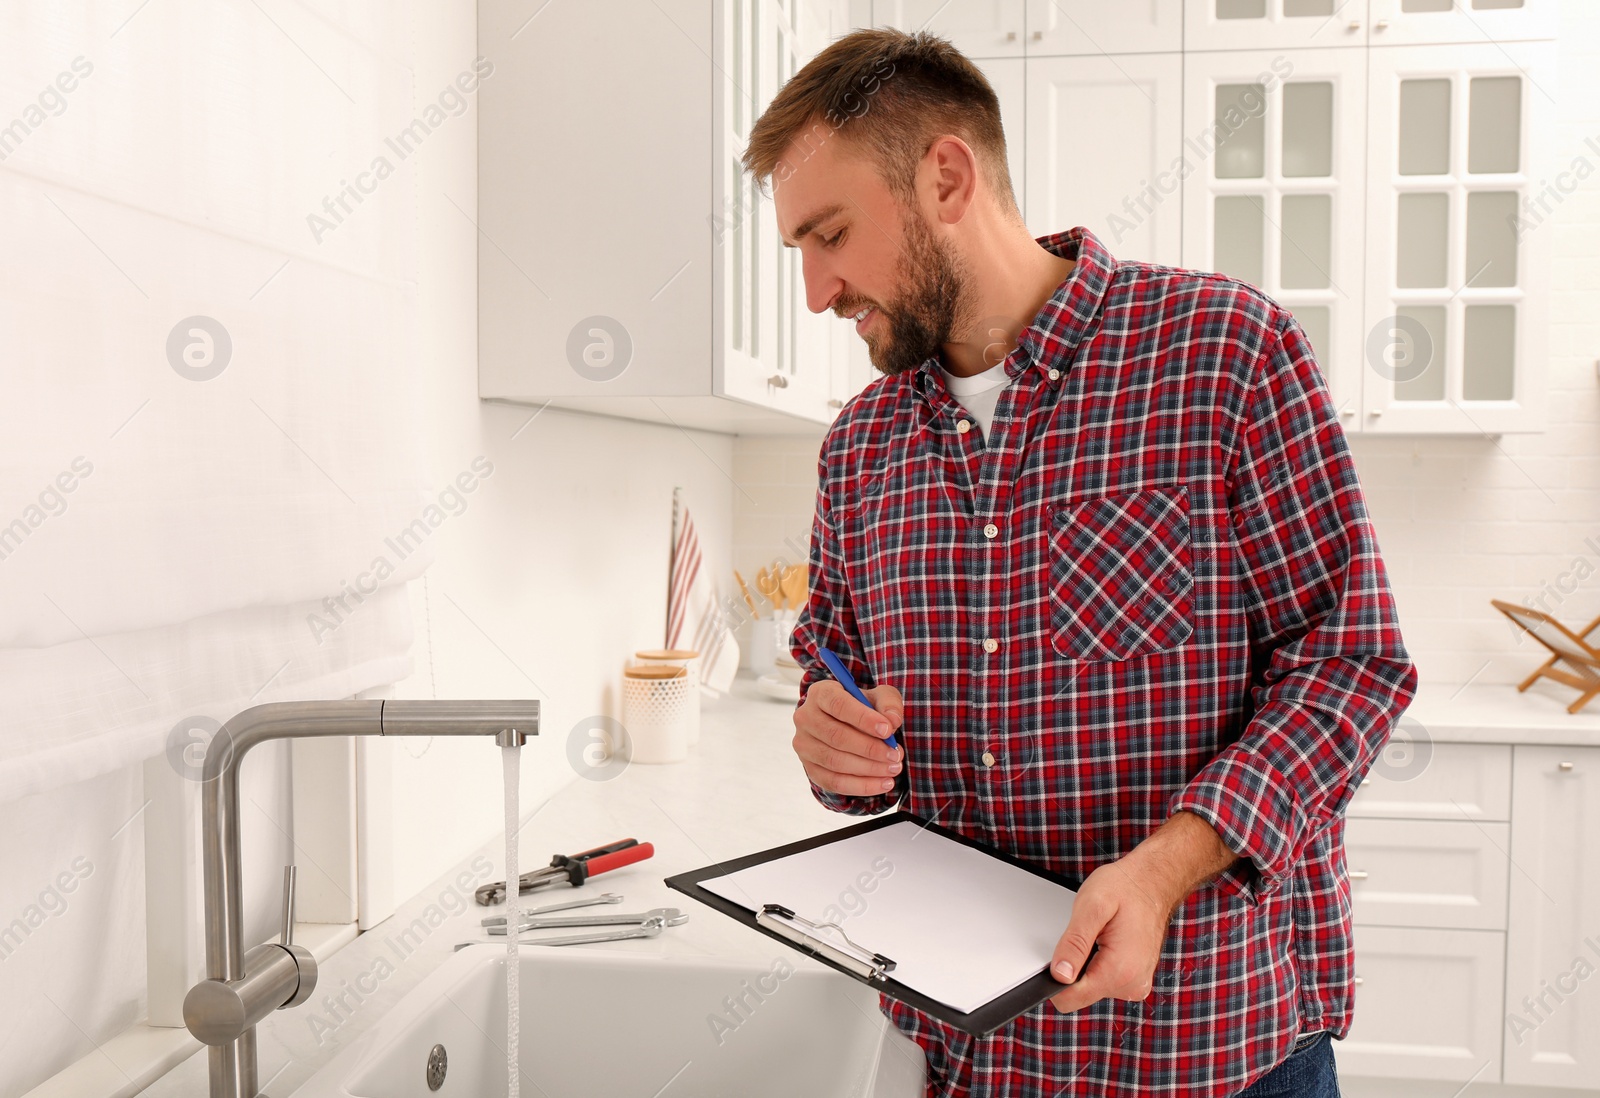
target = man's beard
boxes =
[863,211,973,378]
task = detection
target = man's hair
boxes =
[741,27,1020,219]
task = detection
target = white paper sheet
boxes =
[700,820,1079,1014]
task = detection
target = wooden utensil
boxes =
[755,566,781,611]
[781,564,807,611]
[733,570,758,616]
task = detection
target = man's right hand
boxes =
[793,679,905,797]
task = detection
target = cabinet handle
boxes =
[1374,18,1389,30]
[1360,776,1372,786]
[1353,976,1364,987]
[1031,30,1042,40]
[1348,20,1362,31]
[826,398,843,408]
[1368,408,1383,417]
[1559,761,1575,771]
[767,374,789,389]
[1005,31,1017,42]
[1349,870,1369,881]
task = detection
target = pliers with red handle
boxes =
[473,838,654,906]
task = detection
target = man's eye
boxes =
[825,231,845,247]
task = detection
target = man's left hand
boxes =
[1047,811,1239,1014]
[1046,857,1180,1013]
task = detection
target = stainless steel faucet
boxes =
[182,699,539,1098]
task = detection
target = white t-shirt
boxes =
[938,357,1016,439]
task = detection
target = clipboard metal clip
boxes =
[756,903,897,983]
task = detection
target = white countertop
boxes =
[1405,680,1600,745]
[140,670,1599,1095]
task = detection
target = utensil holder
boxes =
[633,649,701,745]
[621,664,693,764]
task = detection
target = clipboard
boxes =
[664,810,1091,1037]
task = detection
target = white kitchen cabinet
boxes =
[1347,742,1512,821]
[1502,746,1600,1089]
[1337,925,1507,1081]
[1366,0,1557,46]
[478,0,859,435]
[872,0,1025,57]
[1361,42,1551,433]
[877,0,1180,58]
[1345,818,1510,930]
[723,0,836,418]
[1181,49,1366,417]
[1026,53,1184,265]
[1184,0,1371,52]
[1024,0,1183,55]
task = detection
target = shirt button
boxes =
[982,638,999,653]
[1048,368,1061,381]
[983,523,999,539]
[956,419,971,434]
[981,751,997,768]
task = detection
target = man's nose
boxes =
[802,253,843,316]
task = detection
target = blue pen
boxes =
[817,647,900,750]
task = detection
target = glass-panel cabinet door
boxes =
[1025,0,1182,56]
[1363,43,1550,433]
[1027,53,1184,267]
[1367,0,1556,46]
[873,0,1026,58]
[715,0,767,407]
[716,0,830,421]
[1184,0,1370,51]
[1181,49,1367,427]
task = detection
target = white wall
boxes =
[370,0,737,918]
[0,2,733,1094]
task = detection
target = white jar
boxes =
[621,664,693,764]
[633,648,701,745]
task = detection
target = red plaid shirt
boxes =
[791,227,1417,1097]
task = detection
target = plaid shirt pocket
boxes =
[1048,485,1196,661]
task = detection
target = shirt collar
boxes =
[912,225,1116,401]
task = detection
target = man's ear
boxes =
[924,134,979,221]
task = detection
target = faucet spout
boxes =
[185,698,539,1097]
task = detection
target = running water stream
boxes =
[503,744,521,1098]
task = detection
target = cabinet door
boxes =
[1366,0,1557,46]
[1362,43,1550,434]
[1347,742,1512,821]
[1024,0,1182,56]
[1184,0,1370,51]
[715,0,773,408]
[872,0,1025,57]
[1345,818,1510,930]
[1026,53,1183,266]
[1335,926,1506,1081]
[716,0,834,423]
[1503,746,1600,1089]
[1181,49,1365,423]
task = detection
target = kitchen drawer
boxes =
[1336,926,1505,1082]
[1345,819,1509,931]
[1349,743,1510,822]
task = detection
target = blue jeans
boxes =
[1235,1031,1341,1097]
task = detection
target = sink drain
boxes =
[426,1043,447,1091]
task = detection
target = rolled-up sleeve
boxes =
[791,436,905,817]
[1170,311,1418,903]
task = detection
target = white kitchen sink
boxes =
[287,944,926,1097]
